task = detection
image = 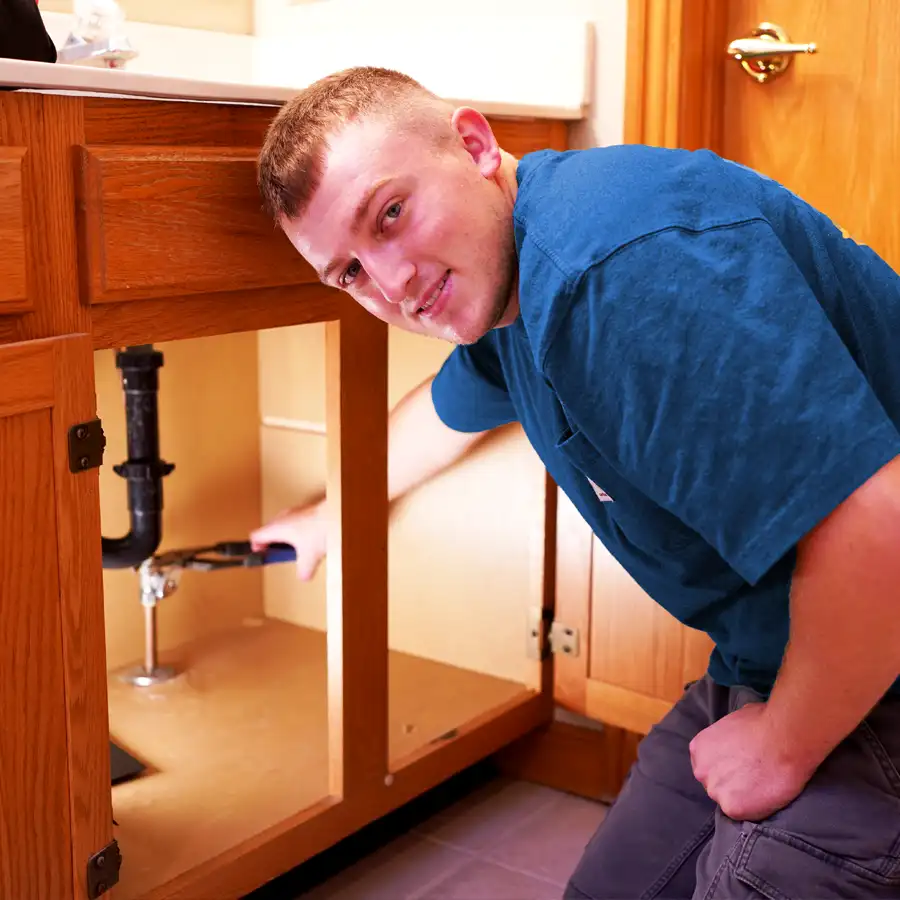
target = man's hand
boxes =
[689,701,818,821]
[250,499,328,581]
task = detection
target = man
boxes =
[251,66,900,899]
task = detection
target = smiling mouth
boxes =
[417,271,450,317]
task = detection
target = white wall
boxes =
[255,0,628,148]
[40,0,254,35]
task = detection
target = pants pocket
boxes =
[730,825,900,900]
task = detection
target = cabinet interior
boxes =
[95,324,548,899]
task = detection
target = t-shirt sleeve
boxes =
[543,219,900,585]
[430,336,517,433]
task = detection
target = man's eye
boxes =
[340,260,361,287]
[383,202,402,224]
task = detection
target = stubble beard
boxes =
[450,231,518,346]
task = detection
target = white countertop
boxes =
[0,57,314,108]
[0,12,591,119]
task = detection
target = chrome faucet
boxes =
[57,32,138,68]
[56,0,138,69]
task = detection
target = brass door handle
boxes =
[727,22,817,83]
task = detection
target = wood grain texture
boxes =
[325,298,390,798]
[0,148,29,311]
[83,101,564,156]
[90,283,338,349]
[84,99,277,147]
[51,336,113,900]
[0,93,90,342]
[625,0,725,149]
[589,537,711,706]
[585,680,675,735]
[552,491,594,715]
[0,402,72,899]
[490,118,570,156]
[0,339,54,418]
[77,146,317,304]
[494,719,641,802]
[721,0,900,270]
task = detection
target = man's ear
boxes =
[451,106,502,178]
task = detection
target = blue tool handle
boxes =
[212,540,297,566]
[260,542,297,564]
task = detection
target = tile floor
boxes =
[244,765,608,899]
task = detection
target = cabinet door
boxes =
[0,335,111,900]
[554,493,713,735]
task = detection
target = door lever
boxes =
[727,22,817,84]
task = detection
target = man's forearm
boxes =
[386,375,490,503]
[763,455,900,773]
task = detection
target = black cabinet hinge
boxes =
[68,418,106,473]
[87,838,121,898]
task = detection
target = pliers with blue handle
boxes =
[149,540,297,572]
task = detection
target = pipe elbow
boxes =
[101,511,163,569]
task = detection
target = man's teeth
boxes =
[421,273,448,313]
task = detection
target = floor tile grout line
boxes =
[302,784,606,899]
[419,833,568,890]
[402,842,482,900]
[418,834,481,859]
[412,787,566,851]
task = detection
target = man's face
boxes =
[281,108,518,345]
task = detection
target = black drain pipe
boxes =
[102,345,175,570]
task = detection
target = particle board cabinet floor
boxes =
[107,618,533,900]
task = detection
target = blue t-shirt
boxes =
[431,145,900,697]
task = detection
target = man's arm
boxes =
[385,375,491,504]
[765,451,900,768]
[249,375,491,577]
[690,453,900,820]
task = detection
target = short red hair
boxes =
[257,66,449,224]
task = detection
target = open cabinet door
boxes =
[557,0,899,737]
[0,335,112,900]
[553,493,712,735]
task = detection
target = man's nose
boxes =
[367,254,415,306]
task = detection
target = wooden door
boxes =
[554,494,713,735]
[720,1,900,268]
[0,335,112,900]
[557,0,899,737]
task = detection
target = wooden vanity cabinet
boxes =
[0,87,571,900]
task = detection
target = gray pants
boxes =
[564,676,900,899]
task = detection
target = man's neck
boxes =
[497,151,520,207]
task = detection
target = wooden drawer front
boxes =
[77,146,317,304]
[0,148,29,312]
[488,118,569,156]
